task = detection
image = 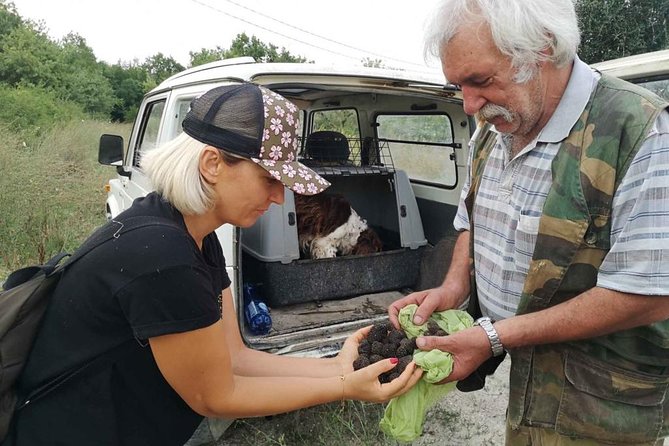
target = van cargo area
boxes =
[239,138,457,353]
[239,235,459,355]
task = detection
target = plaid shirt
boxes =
[454,58,669,322]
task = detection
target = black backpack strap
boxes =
[9,215,185,407]
[2,216,183,292]
[2,253,70,291]
[64,215,184,267]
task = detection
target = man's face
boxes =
[441,22,546,139]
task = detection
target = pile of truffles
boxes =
[353,321,447,383]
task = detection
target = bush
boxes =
[0,119,131,281]
[0,85,84,140]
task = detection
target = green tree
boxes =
[57,33,116,116]
[189,33,309,67]
[0,23,115,117]
[143,52,185,87]
[0,25,61,88]
[577,0,669,63]
[102,62,148,122]
[189,46,227,67]
[0,1,23,40]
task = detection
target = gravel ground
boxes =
[412,356,509,445]
[189,353,669,446]
[191,357,511,446]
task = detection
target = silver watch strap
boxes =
[475,317,504,357]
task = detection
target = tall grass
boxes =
[221,401,396,446]
[0,120,131,281]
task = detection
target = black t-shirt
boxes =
[6,193,231,446]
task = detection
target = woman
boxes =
[5,84,422,446]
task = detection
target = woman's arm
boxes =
[219,288,352,378]
[149,289,423,418]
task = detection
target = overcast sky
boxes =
[10,0,444,72]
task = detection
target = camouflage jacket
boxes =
[465,74,669,444]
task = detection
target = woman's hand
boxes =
[343,357,423,403]
[335,326,423,402]
[336,325,371,374]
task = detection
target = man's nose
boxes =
[461,86,486,116]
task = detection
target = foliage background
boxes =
[0,1,666,444]
[0,0,667,273]
[0,0,667,128]
[577,0,668,64]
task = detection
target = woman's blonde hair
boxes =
[141,132,242,215]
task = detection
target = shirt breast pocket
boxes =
[514,213,540,274]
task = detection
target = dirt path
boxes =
[412,357,509,445]
[211,356,669,446]
[212,357,510,446]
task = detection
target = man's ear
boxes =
[200,146,222,184]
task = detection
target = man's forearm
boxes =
[441,230,471,306]
[494,287,669,349]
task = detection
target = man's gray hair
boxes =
[424,0,580,83]
[140,132,214,215]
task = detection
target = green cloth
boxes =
[379,304,473,442]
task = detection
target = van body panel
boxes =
[100,59,472,357]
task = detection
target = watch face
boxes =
[475,316,490,326]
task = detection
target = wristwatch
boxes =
[474,316,504,357]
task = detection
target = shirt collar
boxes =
[538,56,599,143]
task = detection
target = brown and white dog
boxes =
[294,193,383,259]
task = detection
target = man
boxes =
[389,0,669,444]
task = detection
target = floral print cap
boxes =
[182,83,330,196]
[252,86,330,195]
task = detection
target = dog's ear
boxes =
[352,228,383,255]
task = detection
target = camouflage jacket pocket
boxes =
[556,350,669,444]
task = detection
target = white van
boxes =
[592,49,669,100]
[98,57,472,358]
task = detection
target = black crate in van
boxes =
[241,169,427,307]
[242,245,425,307]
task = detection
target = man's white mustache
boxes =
[480,104,513,123]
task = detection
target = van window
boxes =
[175,99,192,136]
[133,100,166,167]
[311,109,360,140]
[376,114,457,188]
[636,78,669,101]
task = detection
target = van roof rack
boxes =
[159,57,257,86]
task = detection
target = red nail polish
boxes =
[390,357,399,364]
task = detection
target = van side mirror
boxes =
[98,134,124,165]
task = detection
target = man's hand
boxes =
[415,326,492,383]
[388,285,463,329]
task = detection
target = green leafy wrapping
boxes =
[413,349,453,384]
[398,304,473,339]
[379,304,473,442]
[379,379,457,442]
